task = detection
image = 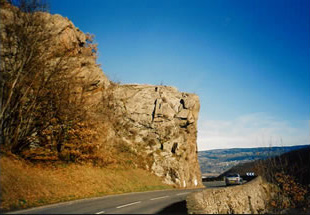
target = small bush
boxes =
[269,172,308,211]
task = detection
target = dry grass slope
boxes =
[0,155,172,212]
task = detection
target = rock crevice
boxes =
[113,84,202,187]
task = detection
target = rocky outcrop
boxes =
[1,3,202,188]
[113,84,202,187]
[0,3,110,103]
[187,176,274,214]
[44,12,110,87]
[42,11,111,104]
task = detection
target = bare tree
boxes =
[0,0,100,156]
[1,0,50,150]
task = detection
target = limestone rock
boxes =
[113,84,202,187]
[42,12,111,99]
[187,176,275,214]
[176,109,189,119]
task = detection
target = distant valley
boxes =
[198,144,309,177]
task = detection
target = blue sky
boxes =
[49,0,310,150]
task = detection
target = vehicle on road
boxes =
[225,173,243,186]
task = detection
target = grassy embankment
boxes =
[0,154,172,212]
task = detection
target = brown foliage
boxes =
[253,149,310,212]
[269,172,309,211]
[0,0,103,158]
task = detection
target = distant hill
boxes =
[198,145,309,177]
[218,146,310,185]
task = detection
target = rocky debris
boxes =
[113,84,202,187]
[187,176,275,214]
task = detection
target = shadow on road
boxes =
[204,184,226,188]
[157,200,188,215]
[202,181,226,188]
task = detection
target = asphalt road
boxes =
[7,181,226,214]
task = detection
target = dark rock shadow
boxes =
[157,200,188,215]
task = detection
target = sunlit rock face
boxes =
[42,12,111,103]
[113,84,202,187]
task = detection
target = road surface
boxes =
[7,181,226,214]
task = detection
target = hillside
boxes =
[216,147,310,213]
[0,1,202,212]
[198,145,309,177]
[189,146,310,214]
[219,146,310,183]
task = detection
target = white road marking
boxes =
[116,201,141,209]
[176,192,190,196]
[150,196,169,201]
[95,211,105,214]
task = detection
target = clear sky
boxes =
[49,0,310,151]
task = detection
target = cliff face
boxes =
[41,11,111,103]
[1,3,202,188]
[113,85,202,187]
